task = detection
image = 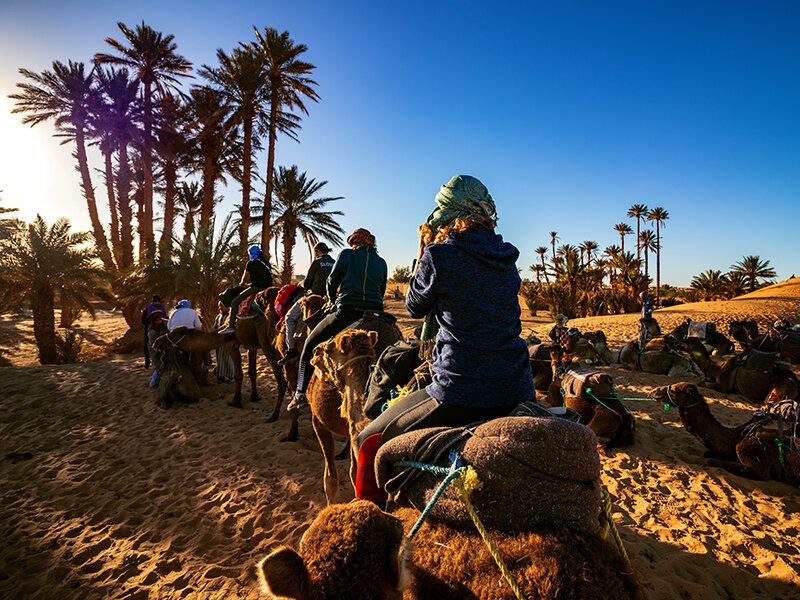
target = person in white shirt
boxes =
[167,299,203,331]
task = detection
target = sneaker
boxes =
[287,392,308,412]
[149,370,160,388]
[277,349,299,366]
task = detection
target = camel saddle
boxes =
[561,368,614,400]
[737,349,780,373]
[237,294,259,317]
[375,415,602,534]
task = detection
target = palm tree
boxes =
[535,246,549,283]
[153,93,191,256]
[730,255,777,293]
[270,165,345,284]
[627,204,649,262]
[185,87,236,226]
[549,231,559,263]
[10,61,116,272]
[95,21,192,250]
[579,240,599,266]
[723,271,748,299]
[171,216,244,327]
[603,244,621,282]
[639,230,657,280]
[0,216,104,363]
[251,27,320,258]
[690,270,728,302]
[200,45,268,247]
[174,182,203,241]
[93,67,139,269]
[647,207,669,304]
[613,223,633,254]
[0,194,19,240]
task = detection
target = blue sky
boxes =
[1,1,798,285]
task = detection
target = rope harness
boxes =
[318,352,373,418]
[395,456,631,599]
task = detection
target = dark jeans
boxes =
[357,388,518,450]
[143,327,150,367]
[296,304,376,393]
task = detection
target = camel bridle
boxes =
[320,352,373,392]
[163,332,186,350]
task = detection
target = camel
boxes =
[706,350,799,404]
[544,348,635,453]
[153,347,204,409]
[258,499,646,600]
[618,338,701,377]
[307,329,378,505]
[669,317,734,356]
[728,320,800,363]
[650,383,800,486]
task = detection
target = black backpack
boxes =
[364,340,423,419]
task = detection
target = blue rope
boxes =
[396,459,465,540]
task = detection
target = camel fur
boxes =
[706,351,799,404]
[650,383,800,486]
[729,320,800,363]
[258,499,646,600]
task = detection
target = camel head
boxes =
[301,294,326,330]
[258,500,409,600]
[648,382,705,410]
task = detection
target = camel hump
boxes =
[561,368,613,399]
[375,416,602,534]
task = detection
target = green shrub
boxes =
[55,328,84,364]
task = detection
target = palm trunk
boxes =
[240,113,253,248]
[142,82,155,250]
[540,256,549,283]
[134,184,146,259]
[75,128,115,272]
[260,89,279,258]
[117,142,134,268]
[635,217,641,265]
[159,158,177,256]
[200,145,215,227]
[644,249,649,280]
[103,149,122,267]
[620,234,625,254]
[59,293,72,328]
[199,294,217,331]
[655,222,661,304]
[32,281,57,364]
[281,224,296,284]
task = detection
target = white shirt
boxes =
[167,307,203,331]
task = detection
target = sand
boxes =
[2,281,800,599]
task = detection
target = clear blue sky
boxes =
[1,1,798,285]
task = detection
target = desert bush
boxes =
[391,266,412,284]
[55,328,84,364]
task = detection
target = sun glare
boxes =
[0,96,78,224]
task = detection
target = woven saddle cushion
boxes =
[375,416,602,534]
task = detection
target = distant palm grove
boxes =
[0,22,782,363]
[1,21,345,363]
[521,204,776,319]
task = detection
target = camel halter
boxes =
[320,352,373,393]
[164,332,186,350]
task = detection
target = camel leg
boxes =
[228,344,244,408]
[348,441,358,493]
[248,349,260,403]
[279,412,299,443]
[264,345,287,424]
[311,415,339,505]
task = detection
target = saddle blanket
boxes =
[237,294,258,317]
[688,321,708,338]
[561,367,614,399]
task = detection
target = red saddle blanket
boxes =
[237,294,258,317]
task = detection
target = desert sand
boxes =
[2,281,800,599]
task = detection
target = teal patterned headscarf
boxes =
[426,175,497,236]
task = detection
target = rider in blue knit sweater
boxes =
[355,175,535,503]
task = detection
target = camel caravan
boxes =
[143,176,797,599]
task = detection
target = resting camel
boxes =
[707,350,799,404]
[618,338,701,377]
[650,383,799,486]
[729,320,800,363]
[545,348,635,453]
[258,499,646,600]
[669,317,734,357]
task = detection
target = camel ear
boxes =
[336,333,352,354]
[367,331,379,348]
[258,547,310,600]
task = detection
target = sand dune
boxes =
[2,284,800,599]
